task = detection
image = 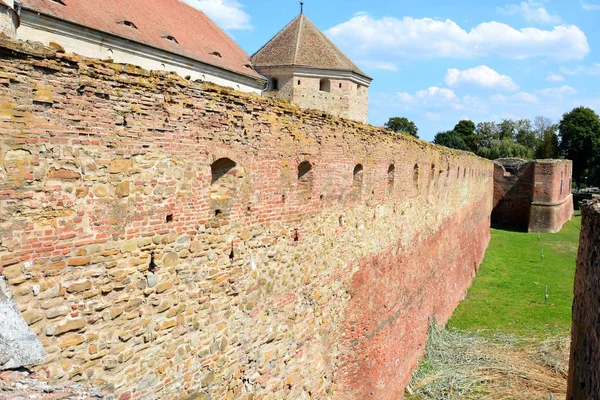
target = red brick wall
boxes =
[0,38,493,399]
[529,160,574,233]
[492,161,534,231]
[567,200,600,400]
[492,159,573,233]
[335,197,490,399]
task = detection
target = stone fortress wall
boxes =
[0,37,492,399]
[567,200,600,400]
[492,158,573,233]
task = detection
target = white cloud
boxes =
[395,92,415,103]
[326,14,589,71]
[546,72,565,82]
[392,87,467,112]
[491,92,540,104]
[445,65,518,91]
[417,87,458,101]
[560,63,600,76]
[498,0,561,24]
[582,1,600,10]
[182,0,251,30]
[536,85,578,97]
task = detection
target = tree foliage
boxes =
[514,119,537,149]
[558,106,600,188]
[433,130,469,151]
[453,120,478,151]
[384,117,419,138]
[430,116,565,161]
[477,139,534,160]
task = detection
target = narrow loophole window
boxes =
[353,164,364,192]
[413,164,419,189]
[387,164,395,195]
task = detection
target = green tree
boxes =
[497,119,516,141]
[533,116,555,140]
[477,139,534,160]
[433,130,469,151]
[514,119,538,149]
[536,130,559,159]
[384,117,419,138]
[558,106,600,189]
[475,121,499,148]
[453,120,478,151]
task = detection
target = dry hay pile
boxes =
[405,328,569,400]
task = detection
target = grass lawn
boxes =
[448,215,582,337]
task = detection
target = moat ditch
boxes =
[406,215,581,399]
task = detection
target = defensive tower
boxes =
[252,12,372,123]
[0,0,19,38]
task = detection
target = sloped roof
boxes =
[21,0,263,81]
[251,14,370,80]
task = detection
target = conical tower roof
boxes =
[251,14,370,80]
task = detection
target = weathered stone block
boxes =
[54,318,86,336]
[67,257,91,267]
[162,252,179,267]
[48,168,81,181]
[155,281,172,294]
[109,159,133,174]
[115,181,130,197]
[22,310,43,325]
[59,333,84,350]
[66,280,91,293]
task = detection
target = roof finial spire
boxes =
[300,1,304,14]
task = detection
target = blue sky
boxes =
[184,0,600,142]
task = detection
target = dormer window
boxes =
[162,35,179,44]
[210,51,222,58]
[49,0,66,5]
[118,20,138,29]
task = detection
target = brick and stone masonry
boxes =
[567,199,600,400]
[0,37,493,399]
[493,158,573,233]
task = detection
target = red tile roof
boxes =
[252,14,370,80]
[21,0,264,82]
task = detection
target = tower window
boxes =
[270,78,279,90]
[297,80,301,85]
[319,79,331,92]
